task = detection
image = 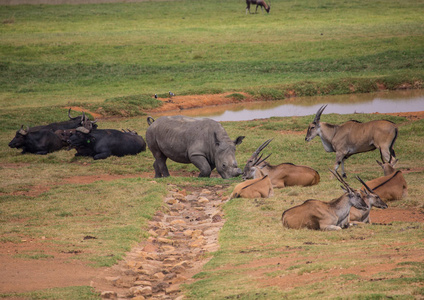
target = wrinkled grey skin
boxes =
[146,116,245,179]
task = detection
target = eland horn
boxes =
[313,104,327,123]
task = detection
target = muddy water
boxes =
[159,89,424,122]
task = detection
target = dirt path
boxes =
[92,184,228,299]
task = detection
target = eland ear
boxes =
[392,158,398,167]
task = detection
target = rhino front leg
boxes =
[190,155,212,177]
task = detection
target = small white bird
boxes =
[169,91,175,97]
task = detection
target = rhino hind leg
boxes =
[153,156,170,178]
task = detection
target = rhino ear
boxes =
[234,136,245,146]
[214,132,220,147]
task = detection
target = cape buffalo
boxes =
[8,127,67,155]
[8,109,97,155]
[146,116,245,179]
[68,127,146,160]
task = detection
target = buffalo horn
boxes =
[68,108,73,119]
[313,104,327,123]
[18,125,28,136]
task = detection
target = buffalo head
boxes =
[8,125,29,149]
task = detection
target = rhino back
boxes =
[146,116,225,162]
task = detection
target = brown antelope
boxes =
[243,139,320,188]
[281,170,368,231]
[376,158,398,176]
[305,105,398,178]
[362,159,407,201]
[349,176,388,224]
[246,0,270,14]
[230,175,273,199]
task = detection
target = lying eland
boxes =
[363,159,407,201]
[281,170,368,231]
[230,175,274,199]
[243,139,320,188]
[349,176,388,224]
[305,105,398,178]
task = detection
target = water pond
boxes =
[159,89,424,122]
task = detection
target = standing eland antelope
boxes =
[305,105,398,178]
[230,175,274,199]
[243,139,320,188]
[281,170,368,231]
[246,0,270,14]
[362,159,407,201]
[349,176,388,224]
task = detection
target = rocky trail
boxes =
[93,184,229,299]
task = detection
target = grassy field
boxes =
[1,0,423,112]
[1,0,424,299]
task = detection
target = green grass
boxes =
[0,286,99,300]
[0,0,424,298]
[1,0,423,111]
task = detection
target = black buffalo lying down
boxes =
[67,127,146,160]
[8,109,97,155]
[8,126,67,155]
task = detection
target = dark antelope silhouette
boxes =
[246,0,270,14]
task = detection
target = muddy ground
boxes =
[1,93,423,299]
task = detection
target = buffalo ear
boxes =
[234,136,245,146]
